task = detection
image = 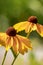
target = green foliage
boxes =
[0,15,9,32]
[0,0,43,26]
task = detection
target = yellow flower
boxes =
[0,27,32,54]
[13,16,43,37]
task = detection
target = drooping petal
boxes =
[0,33,13,51]
[24,46,28,52]
[13,21,28,32]
[18,42,25,54]
[17,35,32,49]
[16,36,25,54]
[25,22,35,34]
[36,23,43,37]
[16,35,32,54]
[31,24,37,31]
[6,37,13,51]
[0,33,9,47]
[12,37,19,54]
[25,22,32,33]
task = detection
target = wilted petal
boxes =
[12,37,19,54]
[36,24,43,37]
[13,21,28,32]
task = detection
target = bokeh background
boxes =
[0,0,43,65]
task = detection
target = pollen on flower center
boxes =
[6,27,17,36]
[28,16,38,24]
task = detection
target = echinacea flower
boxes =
[13,16,43,37]
[0,27,32,54]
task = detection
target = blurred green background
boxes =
[0,0,43,65]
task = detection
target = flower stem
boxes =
[11,47,19,65]
[26,33,30,38]
[2,51,7,65]
[11,54,19,65]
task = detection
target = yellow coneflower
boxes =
[0,27,32,54]
[13,16,43,37]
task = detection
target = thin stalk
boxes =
[2,51,7,65]
[26,32,30,38]
[11,54,19,65]
[11,47,19,65]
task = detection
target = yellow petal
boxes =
[36,24,43,37]
[6,37,13,51]
[19,42,25,54]
[24,46,28,52]
[32,24,37,31]
[16,35,32,55]
[0,33,13,51]
[25,22,36,34]
[25,22,32,33]
[16,36,25,54]
[17,35,32,49]
[13,21,28,32]
[0,44,1,46]
[0,33,8,47]
[12,37,19,54]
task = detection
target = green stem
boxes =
[11,47,19,65]
[26,32,30,38]
[11,54,19,65]
[2,51,7,65]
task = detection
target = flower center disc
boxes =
[28,16,38,24]
[6,27,17,36]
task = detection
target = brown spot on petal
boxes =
[28,16,38,24]
[6,27,17,36]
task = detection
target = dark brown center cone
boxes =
[6,27,17,36]
[28,16,38,24]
